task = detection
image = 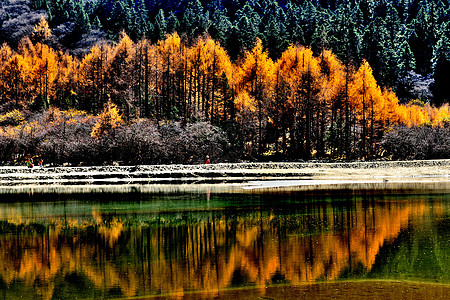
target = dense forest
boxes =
[2,0,449,104]
[0,0,449,164]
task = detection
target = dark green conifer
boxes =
[431,21,450,105]
[152,9,166,41]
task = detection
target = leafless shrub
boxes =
[382,125,450,160]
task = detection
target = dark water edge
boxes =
[147,280,450,300]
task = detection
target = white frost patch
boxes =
[241,179,446,189]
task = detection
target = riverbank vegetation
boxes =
[0,1,450,165]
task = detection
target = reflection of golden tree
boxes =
[0,198,445,299]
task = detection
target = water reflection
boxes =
[0,192,449,299]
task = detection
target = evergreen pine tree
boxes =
[130,0,149,39]
[259,0,288,60]
[431,21,450,105]
[152,9,166,42]
[166,11,179,34]
[285,1,305,45]
[228,3,260,59]
[74,1,91,34]
[107,0,132,39]
[208,1,232,47]
[181,0,210,41]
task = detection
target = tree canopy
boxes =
[0,0,445,104]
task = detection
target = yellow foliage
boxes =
[349,60,383,118]
[317,49,346,106]
[236,38,275,110]
[110,31,135,66]
[1,33,449,148]
[235,91,255,110]
[0,109,25,125]
[57,51,79,89]
[431,104,450,127]
[157,32,184,73]
[91,101,124,138]
[32,16,52,42]
[158,32,182,52]
[65,108,87,118]
[380,88,401,125]
[21,121,42,137]
[399,103,430,126]
[188,36,233,81]
[0,43,12,62]
[277,45,321,98]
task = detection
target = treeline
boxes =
[1,0,448,105]
[0,28,449,163]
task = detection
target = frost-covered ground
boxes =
[0,160,449,194]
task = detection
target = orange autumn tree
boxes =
[79,43,112,113]
[15,38,37,104]
[107,32,135,118]
[33,43,58,108]
[416,102,450,127]
[91,101,124,138]
[156,33,185,119]
[54,51,79,109]
[31,16,52,44]
[235,38,275,155]
[317,49,346,157]
[132,38,159,119]
[431,104,450,126]
[379,88,402,126]
[275,45,321,158]
[15,37,58,109]
[187,36,233,123]
[0,43,13,104]
[1,31,450,161]
[349,60,383,158]
[133,38,152,118]
[398,101,430,127]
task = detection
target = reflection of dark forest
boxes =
[0,195,449,299]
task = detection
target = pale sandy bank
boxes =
[0,159,448,194]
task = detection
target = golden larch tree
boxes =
[107,32,135,118]
[187,36,233,122]
[275,45,321,158]
[235,38,275,155]
[91,101,124,138]
[349,60,383,158]
[156,33,185,119]
[32,16,52,44]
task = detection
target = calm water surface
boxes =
[0,190,449,299]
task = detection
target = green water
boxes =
[0,190,449,299]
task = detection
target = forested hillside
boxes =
[2,0,450,104]
[0,0,449,164]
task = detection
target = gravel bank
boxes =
[0,159,448,194]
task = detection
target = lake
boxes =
[0,187,449,299]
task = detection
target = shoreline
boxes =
[0,159,449,194]
[157,279,450,300]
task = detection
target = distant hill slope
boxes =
[1,0,450,104]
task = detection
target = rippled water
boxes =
[0,189,449,299]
